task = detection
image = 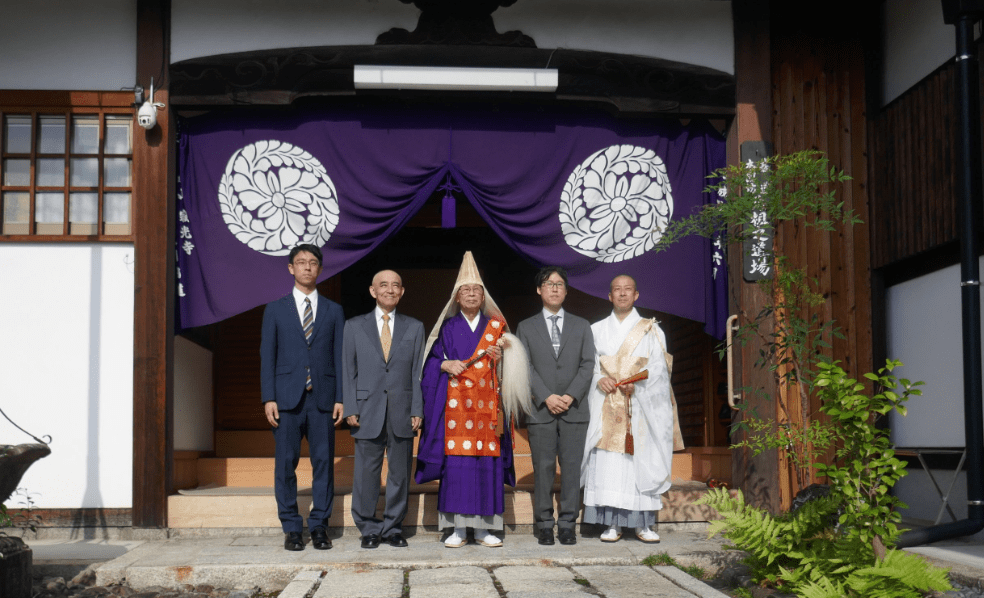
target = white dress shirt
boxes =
[542,307,566,333]
[375,305,396,335]
[292,286,318,325]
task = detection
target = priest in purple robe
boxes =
[415,251,532,548]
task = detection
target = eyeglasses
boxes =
[459,285,484,296]
[542,281,566,290]
[292,259,320,268]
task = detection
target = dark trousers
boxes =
[273,391,335,533]
[527,419,588,532]
[351,409,413,539]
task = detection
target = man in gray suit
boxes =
[342,270,425,549]
[516,266,595,546]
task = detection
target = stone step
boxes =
[167,482,727,528]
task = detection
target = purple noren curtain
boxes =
[176,105,727,336]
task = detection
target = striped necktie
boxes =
[303,297,313,391]
[549,315,561,357]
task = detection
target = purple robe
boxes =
[416,312,516,517]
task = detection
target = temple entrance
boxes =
[170,187,730,529]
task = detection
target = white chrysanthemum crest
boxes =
[218,141,339,256]
[559,144,674,263]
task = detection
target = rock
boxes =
[736,574,755,588]
[41,576,67,592]
[79,587,112,597]
[71,565,98,587]
[193,585,214,594]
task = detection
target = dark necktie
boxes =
[303,298,313,391]
[549,314,561,357]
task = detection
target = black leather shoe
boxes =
[558,528,577,545]
[538,528,555,546]
[284,532,304,551]
[385,533,408,548]
[361,533,381,549]
[310,527,332,550]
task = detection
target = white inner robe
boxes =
[581,308,674,512]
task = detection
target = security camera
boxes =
[134,78,165,130]
[137,101,158,130]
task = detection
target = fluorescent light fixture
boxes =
[354,65,559,92]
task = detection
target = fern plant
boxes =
[700,487,951,597]
[697,360,946,597]
[793,550,951,598]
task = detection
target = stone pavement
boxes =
[276,563,727,598]
[31,527,740,598]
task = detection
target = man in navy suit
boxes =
[342,270,425,549]
[261,244,344,551]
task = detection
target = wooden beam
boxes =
[729,0,782,514]
[132,0,173,528]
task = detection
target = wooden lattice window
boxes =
[1,107,133,239]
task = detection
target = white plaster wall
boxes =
[171,0,420,63]
[0,244,134,509]
[886,262,984,538]
[0,0,136,91]
[882,0,954,106]
[172,0,733,74]
[497,0,734,74]
[173,335,214,452]
[886,259,984,447]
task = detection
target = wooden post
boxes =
[729,0,783,514]
[132,0,174,528]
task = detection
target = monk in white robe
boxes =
[580,275,675,543]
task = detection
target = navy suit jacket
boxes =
[260,292,344,412]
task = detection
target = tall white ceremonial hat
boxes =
[422,251,532,418]
[423,251,507,363]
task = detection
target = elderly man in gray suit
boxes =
[342,270,425,549]
[516,266,595,546]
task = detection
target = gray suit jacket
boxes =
[342,311,425,439]
[516,311,595,424]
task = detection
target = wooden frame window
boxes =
[1,97,134,240]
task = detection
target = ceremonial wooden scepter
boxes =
[615,370,649,455]
[458,349,488,371]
